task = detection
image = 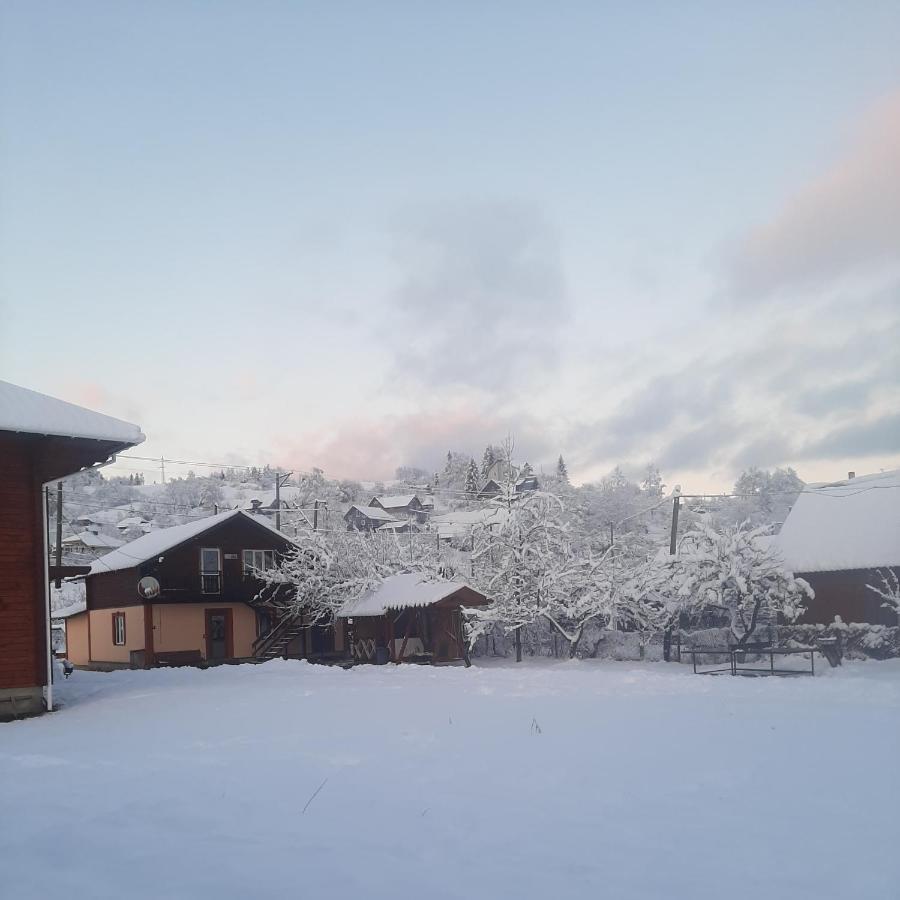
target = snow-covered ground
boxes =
[2,660,899,900]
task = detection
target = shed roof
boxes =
[0,380,145,446]
[61,531,125,549]
[776,469,900,574]
[88,509,293,575]
[338,573,481,617]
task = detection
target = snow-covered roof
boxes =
[53,600,87,619]
[372,494,418,509]
[776,469,900,574]
[430,507,509,527]
[0,380,144,446]
[338,573,478,617]
[61,531,125,549]
[88,509,293,575]
[117,516,149,528]
[345,505,397,522]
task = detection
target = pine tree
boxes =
[464,458,480,496]
[556,455,569,483]
[481,446,496,479]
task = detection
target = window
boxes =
[200,547,222,594]
[243,549,275,576]
[112,612,126,646]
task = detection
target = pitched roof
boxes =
[87,509,293,575]
[776,469,900,574]
[338,573,478,617]
[0,380,144,446]
[62,531,125,549]
[345,504,397,522]
[372,494,418,509]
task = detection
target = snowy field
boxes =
[2,660,899,900]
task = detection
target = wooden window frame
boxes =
[200,547,222,595]
[242,549,275,576]
[112,611,126,646]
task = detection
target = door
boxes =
[205,608,233,660]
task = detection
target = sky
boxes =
[2,2,899,490]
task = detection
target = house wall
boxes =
[151,602,257,659]
[87,515,294,608]
[799,568,899,626]
[0,433,44,715]
[88,606,145,664]
[0,429,129,717]
[65,613,91,666]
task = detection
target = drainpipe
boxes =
[41,483,54,713]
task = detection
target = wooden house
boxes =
[369,494,427,523]
[777,470,900,625]
[63,509,296,669]
[344,504,398,532]
[0,380,144,719]
[337,573,488,664]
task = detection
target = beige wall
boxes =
[152,602,257,660]
[89,606,145,664]
[65,613,91,666]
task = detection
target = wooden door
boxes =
[205,608,233,660]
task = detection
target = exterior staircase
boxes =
[253,614,305,660]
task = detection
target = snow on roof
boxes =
[88,509,293,575]
[62,531,125,549]
[430,507,509,527]
[345,505,397,522]
[373,494,418,509]
[776,469,900,574]
[54,599,87,619]
[0,380,145,446]
[338,573,475,617]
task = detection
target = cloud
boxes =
[385,200,569,389]
[799,413,900,461]
[272,407,555,480]
[726,90,900,299]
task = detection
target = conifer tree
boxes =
[557,455,569,483]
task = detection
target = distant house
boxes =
[429,507,509,542]
[337,574,488,663]
[776,470,900,625]
[369,494,427,523]
[61,527,125,556]
[0,380,144,719]
[477,475,539,500]
[344,504,397,532]
[63,509,296,669]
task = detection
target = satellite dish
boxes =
[137,576,161,600]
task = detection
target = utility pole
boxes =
[664,486,682,662]
[669,488,681,555]
[160,456,166,485]
[313,499,319,531]
[55,481,63,588]
[274,471,293,531]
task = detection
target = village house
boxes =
[344,503,398,532]
[63,509,296,669]
[369,493,427,523]
[61,526,125,556]
[777,469,900,625]
[337,573,488,664]
[0,380,144,719]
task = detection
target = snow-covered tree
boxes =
[467,492,615,659]
[668,522,813,646]
[640,463,663,499]
[556,455,569,483]
[468,493,566,661]
[481,446,496,479]
[464,458,479,496]
[867,569,900,623]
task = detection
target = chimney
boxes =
[847,471,855,480]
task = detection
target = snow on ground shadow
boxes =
[1,659,899,900]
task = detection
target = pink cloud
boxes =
[728,90,900,297]
[271,408,553,480]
